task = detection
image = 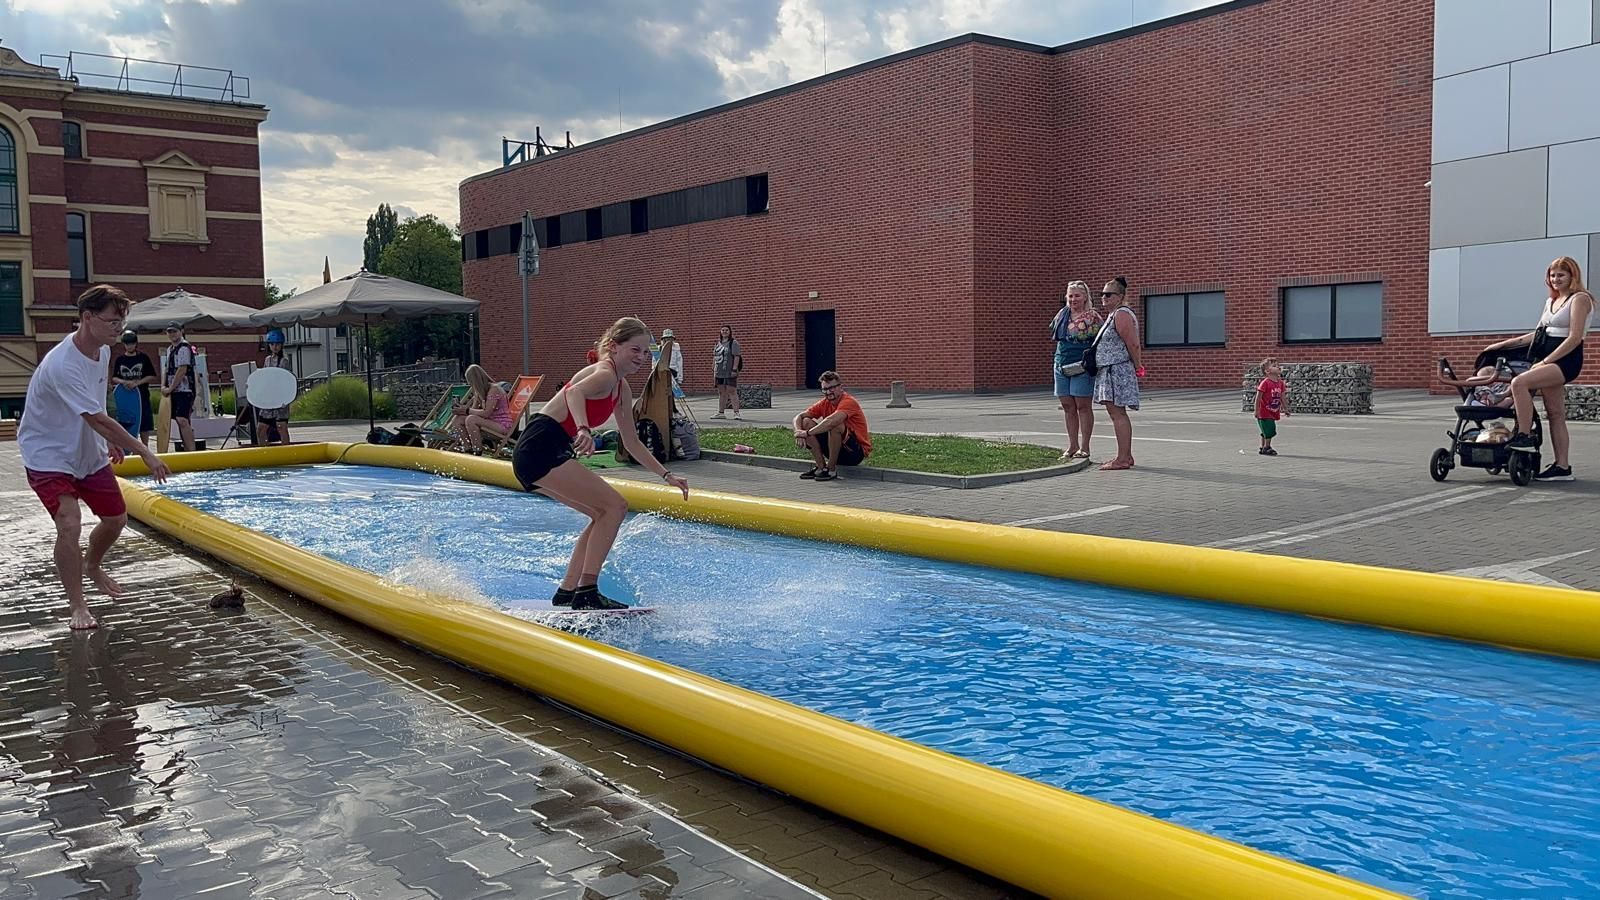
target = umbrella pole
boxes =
[364,315,376,440]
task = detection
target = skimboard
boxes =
[113,384,142,437]
[155,393,173,453]
[520,600,655,618]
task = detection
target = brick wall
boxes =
[462,0,1454,392]
[464,42,979,396]
[1057,0,1435,389]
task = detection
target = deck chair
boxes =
[422,383,471,449]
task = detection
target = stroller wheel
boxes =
[1429,448,1452,482]
[1508,451,1536,486]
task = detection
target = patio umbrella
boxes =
[125,287,261,332]
[249,269,481,438]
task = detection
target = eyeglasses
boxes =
[1098,291,1122,298]
[94,314,127,329]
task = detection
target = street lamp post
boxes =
[518,210,540,374]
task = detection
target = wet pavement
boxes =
[0,446,1027,900]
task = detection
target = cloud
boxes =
[2,0,1224,292]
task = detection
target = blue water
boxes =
[152,464,1600,898]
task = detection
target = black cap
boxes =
[120,330,138,343]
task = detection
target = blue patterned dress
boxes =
[1092,307,1140,410]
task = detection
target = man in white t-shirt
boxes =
[20,285,171,630]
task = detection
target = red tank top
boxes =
[557,366,622,438]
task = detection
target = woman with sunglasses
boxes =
[1092,276,1144,471]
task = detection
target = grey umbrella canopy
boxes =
[126,287,261,332]
[249,269,479,328]
[249,270,481,439]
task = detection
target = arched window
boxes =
[0,126,18,234]
[62,121,84,159]
[67,212,88,282]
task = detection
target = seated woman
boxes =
[448,364,514,453]
[1438,363,1514,408]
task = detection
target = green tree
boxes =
[370,214,471,365]
[362,202,399,272]
[264,279,296,306]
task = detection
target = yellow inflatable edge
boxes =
[113,444,1399,900]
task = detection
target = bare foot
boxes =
[69,607,99,630]
[86,564,123,598]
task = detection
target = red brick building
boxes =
[460,0,1438,394]
[0,47,268,417]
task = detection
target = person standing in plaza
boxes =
[1052,281,1100,460]
[254,329,295,445]
[1490,256,1593,482]
[19,285,172,630]
[1093,277,1143,471]
[658,328,685,397]
[111,330,157,446]
[793,370,872,481]
[711,325,743,420]
[1253,357,1289,455]
[161,323,197,451]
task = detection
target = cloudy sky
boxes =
[2,0,1221,292]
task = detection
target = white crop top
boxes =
[1538,292,1594,337]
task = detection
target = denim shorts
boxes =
[1054,365,1094,398]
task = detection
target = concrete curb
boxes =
[697,449,1091,488]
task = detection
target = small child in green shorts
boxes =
[1253,358,1289,455]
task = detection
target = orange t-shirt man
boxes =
[803,391,873,458]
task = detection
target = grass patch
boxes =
[696,426,1062,476]
[292,376,396,420]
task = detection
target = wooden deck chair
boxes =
[422,383,471,449]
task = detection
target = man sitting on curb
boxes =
[792,370,872,481]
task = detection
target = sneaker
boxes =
[813,469,836,481]
[1258,447,1269,455]
[552,587,575,608]
[799,468,819,479]
[1507,432,1539,453]
[571,586,628,611]
[732,412,742,420]
[1533,464,1574,482]
[1263,447,1278,456]
[711,412,726,419]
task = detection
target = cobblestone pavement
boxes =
[1,448,1026,899]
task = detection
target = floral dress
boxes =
[1092,307,1140,410]
[1052,308,1100,397]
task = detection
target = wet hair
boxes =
[76,284,130,317]
[1065,281,1092,305]
[1548,256,1588,300]
[464,363,492,400]
[599,317,651,354]
[819,370,841,386]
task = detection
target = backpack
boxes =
[671,414,700,460]
[633,418,668,463]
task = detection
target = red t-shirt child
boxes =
[1255,377,1287,420]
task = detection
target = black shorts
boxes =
[512,414,575,490]
[716,376,738,387]
[818,430,866,467]
[168,392,195,420]
[1533,331,1585,384]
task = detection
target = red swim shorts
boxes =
[26,466,126,519]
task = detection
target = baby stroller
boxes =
[1430,351,1542,486]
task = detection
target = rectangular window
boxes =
[0,261,23,335]
[558,210,587,246]
[67,212,88,282]
[1282,282,1383,342]
[62,122,84,159]
[484,224,511,257]
[0,136,16,234]
[336,351,349,372]
[585,207,602,241]
[648,190,687,230]
[1144,291,1225,346]
[746,173,769,214]
[543,215,561,248]
[630,198,648,234]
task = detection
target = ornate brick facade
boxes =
[0,47,268,412]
